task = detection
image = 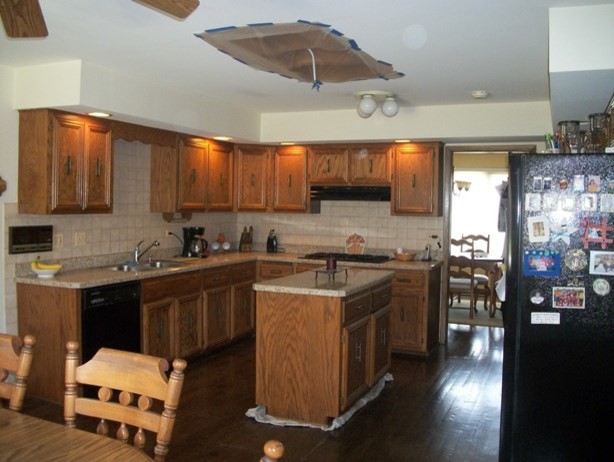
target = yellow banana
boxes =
[32,257,62,271]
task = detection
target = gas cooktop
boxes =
[301,252,392,264]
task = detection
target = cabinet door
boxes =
[83,120,112,212]
[349,144,390,184]
[341,317,370,411]
[370,305,391,386]
[392,143,441,215]
[203,287,231,349]
[231,280,255,338]
[51,114,84,213]
[178,138,207,211]
[309,146,348,184]
[207,141,233,211]
[142,298,175,360]
[390,287,424,353]
[273,146,307,211]
[175,292,203,358]
[236,145,269,211]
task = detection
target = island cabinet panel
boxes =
[390,268,441,355]
[235,144,270,211]
[255,277,393,426]
[391,142,443,216]
[273,146,308,212]
[17,284,80,403]
[230,262,257,339]
[18,109,113,214]
[256,292,342,425]
[309,146,349,184]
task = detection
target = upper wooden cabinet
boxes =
[349,144,391,185]
[18,109,112,214]
[391,142,443,216]
[273,146,308,212]
[309,146,349,184]
[151,136,233,213]
[309,144,391,186]
[235,144,270,211]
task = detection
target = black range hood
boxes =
[310,185,391,213]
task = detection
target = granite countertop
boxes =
[253,267,395,298]
[15,252,441,289]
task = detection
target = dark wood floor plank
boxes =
[19,324,502,461]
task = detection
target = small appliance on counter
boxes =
[182,226,208,258]
[239,226,253,252]
[266,229,278,253]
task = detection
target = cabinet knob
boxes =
[355,341,362,362]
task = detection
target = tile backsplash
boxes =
[2,139,443,333]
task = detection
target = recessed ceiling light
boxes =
[471,90,489,99]
[394,139,411,143]
[280,142,295,145]
[213,136,232,141]
[87,111,111,117]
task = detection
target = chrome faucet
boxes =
[134,239,160,263]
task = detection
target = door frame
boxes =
[438,144,536,343]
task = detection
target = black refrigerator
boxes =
[500,153,613,461]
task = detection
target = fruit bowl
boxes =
[393,248,416,262]
[32,266,62,278]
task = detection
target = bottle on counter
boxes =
[266,229,278,253]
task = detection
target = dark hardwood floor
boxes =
[20,324,503,461]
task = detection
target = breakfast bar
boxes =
[253,267,394,426]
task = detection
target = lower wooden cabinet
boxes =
[141,271,202,360]
[258,261,293,280]
[341,316,371,410]
[390,269,441,355]
[370,305,391,386]
[202,266,232,350]
[231,279,255,338]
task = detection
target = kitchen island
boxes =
[253,267,394,426]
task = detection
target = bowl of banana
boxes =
[31,257,62,278]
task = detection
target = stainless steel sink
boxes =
[107,264,154,272]
[147,260,184,269]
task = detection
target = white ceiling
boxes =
[1,0,612,125]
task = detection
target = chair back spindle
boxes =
[0,333,36,411]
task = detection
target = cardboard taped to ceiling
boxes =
[195,20,404,89]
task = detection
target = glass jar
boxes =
[588,112,611,152]
[557,120,580,153]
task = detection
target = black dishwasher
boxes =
[81,281,141,364]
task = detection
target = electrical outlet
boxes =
[54,233,64,249]
[74,232,86,246]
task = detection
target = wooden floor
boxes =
[20,324,504,462]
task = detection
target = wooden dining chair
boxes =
[0,333,36,411]
[461,234,492,310]
[260,439,285,461]
[64,342,187,462]
[462,234,490,254]
[449,238,478,318]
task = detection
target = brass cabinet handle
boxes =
[412,173,416,188]
[251,173,255,186]
[65,155,72,175]
[400,306,405,322]
[327,159,331,172]
[271,269,282,275]
[95,158,101,177]
[369,159,373,173]
[219,172,224,186]
[288,174,292,188]
[380,327,387,346]
[354,303,366,311]
[191,169,196,184]
[355,341,362,362]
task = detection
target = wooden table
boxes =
[0,407,152,461]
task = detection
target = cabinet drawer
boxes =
[259,262,293,280]
[393,271,425,288]
[231,262,257,283]
[141,271,201,303]
[343,292,372,325]
[202,266,231,289]
[372,283,392,310]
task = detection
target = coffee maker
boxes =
[182,227,205,257]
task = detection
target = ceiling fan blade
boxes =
[134,0,200,19]
[0,0,48,38]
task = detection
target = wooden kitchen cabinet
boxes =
[390,269,441,355]
[230,262,257,339]
[202,266,232,350]
[177,137,208,211]
[18,109,113,214]
[258,261,294,280]
[341,316,370,410]
[207,140,233,211]
[392,142,443,216]
[141,271,202,360]
[349,144,391,184]
[235,144,270,211]
[273,146,308,212]
[309,145,349,184]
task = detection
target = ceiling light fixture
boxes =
[213,136,232,141]
[87,111,111,118]
[471,90,489,99]
[354,91,399,118]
